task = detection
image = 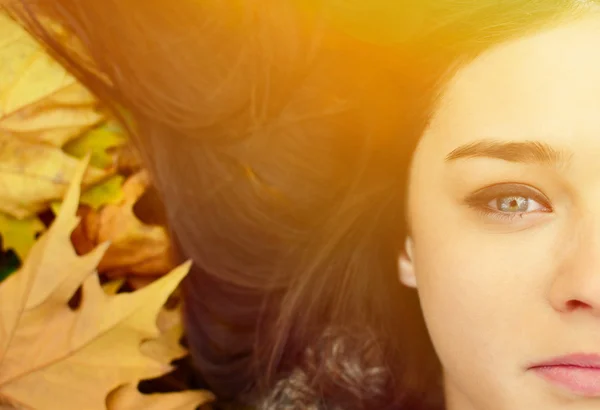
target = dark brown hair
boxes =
[3,1,593,408]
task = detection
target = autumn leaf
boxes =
[72,171,174,278]
[101,278,126,296]
[0,12,104,147]
[110,142,143,176]
[107,384,214,410]
[0,212,44,261]
[50,175,126,217]
[63,123,127,170]
[80,174,126,210]
[0,158,213,410]
[0,12,123,223]
[142,304,186,364]
[0,132,110,219]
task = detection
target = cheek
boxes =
[410,215,559,374]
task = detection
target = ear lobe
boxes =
[399,237,417,288]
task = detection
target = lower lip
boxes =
[533,366,600,397]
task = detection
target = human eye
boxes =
[463,183,553,222]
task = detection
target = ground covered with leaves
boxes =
[0,11,217,410]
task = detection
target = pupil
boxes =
[499,196,527,212]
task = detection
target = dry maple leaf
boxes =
[0,131,109,219]
[107,384,214,410]
[0,158,213,410]
[0,12,104,147]
[72,171,175,280]
[142,304,186,365]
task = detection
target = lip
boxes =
[529,354,600,397]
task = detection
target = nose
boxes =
[548,218,600,317]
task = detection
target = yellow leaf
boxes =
[0,212,44,261]
[156,304,183,334]
[80,175,126,210]
[107,384,214,410]
[0,132,109,219]
[49,200,61,217]
[101,278,125,296]
[0,12,104,147]
[0,158,209,410]
[142,305,186,364]
[63,124,127,169]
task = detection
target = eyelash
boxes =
[464,183,553,221]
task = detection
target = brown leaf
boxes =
[74,171,175,278]
[109,142,143,176]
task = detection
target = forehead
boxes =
[423,13,600,151]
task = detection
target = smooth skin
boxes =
[401,12,600,410]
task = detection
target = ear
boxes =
[398,237,417,288]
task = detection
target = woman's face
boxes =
[404,12,600,410]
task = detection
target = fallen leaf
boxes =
[126,276,157,290]
[0,12,104,147]
[107,384,214,410]
[80,175,125,210]
[74,171,175,278]
[0,158,211,410]
[0,212,44,261]
[142,304,186,364]
[0,132,109,219]
[68,204,100,257]
[101,278,125,296]
[63,124,127,170]
[156,304,183,334]
[110,142,143,175]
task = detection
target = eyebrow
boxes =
[445,140,571,165]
